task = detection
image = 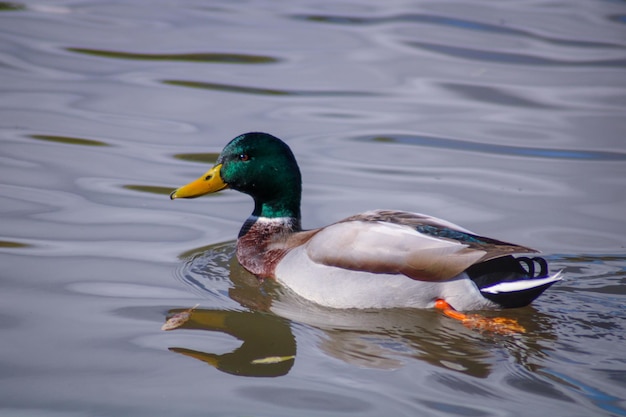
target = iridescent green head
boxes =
[170,132,302,220]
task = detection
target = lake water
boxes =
[1,0,625,416]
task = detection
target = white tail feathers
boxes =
[481,271,563,294]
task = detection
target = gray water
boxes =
[1,1,625,416]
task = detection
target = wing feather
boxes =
[304,210,537,282]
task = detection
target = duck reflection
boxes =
[166,308,295,377]
[166,241,556,378]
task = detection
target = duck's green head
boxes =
[170,132,302,219]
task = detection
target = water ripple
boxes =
[122,184,173,196]
[406,41,626,68]
[354,134,626,161]
[291,13,625,49]
[29,134,110,147]
[540,369,626,416]
[0,2,24,12]
[173,152,219,164]
[66,48,280,64]
[237,386,371,413]
[173,241,242,305]
[0,239,30,248]
[438,83,554,109]
[608,14,626,25]
[162,80,379,97]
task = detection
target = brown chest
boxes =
[235,220,291,278]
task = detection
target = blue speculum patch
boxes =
[415,224,487,244]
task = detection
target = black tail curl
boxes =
[467,255,556,308]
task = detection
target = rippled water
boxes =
[1,1,625,416]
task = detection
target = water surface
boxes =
[1,1,625,416]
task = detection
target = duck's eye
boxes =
[239,154,250,161]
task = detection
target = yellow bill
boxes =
[170,164,227,199]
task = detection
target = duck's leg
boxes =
[434,299,526,334]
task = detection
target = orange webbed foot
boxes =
[434,299,526,335]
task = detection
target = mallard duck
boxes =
[170,132,561,311]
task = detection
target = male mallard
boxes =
[171,132,561,311]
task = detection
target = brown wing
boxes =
[304,210,538,282]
